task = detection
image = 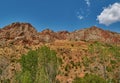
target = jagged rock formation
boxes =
[0,22,39,46]
[38,29,69,42]
[0,23,70,46]
[0,22,120,46]
[68,26,120,44]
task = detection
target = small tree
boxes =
[17,50,38,83]
[36,46,59,83]
[16,46,61,83]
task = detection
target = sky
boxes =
[0,0,120,32]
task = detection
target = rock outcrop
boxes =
[0,22,39,46]
[68,26,120,44]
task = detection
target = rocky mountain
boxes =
[0,22,120,45]
[0,22,39,46]
[38,29,69,42]
[0,22,120,83]
[68,26,120,44]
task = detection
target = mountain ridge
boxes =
[0,22,120,46]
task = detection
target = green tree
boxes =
[35,46,59,83]
[18,71,32,83]
[16,46,60,83]
[88,42,109,80]
[16,50,38,83]
[88,42,120,82]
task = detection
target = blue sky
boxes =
[0,0,120,32]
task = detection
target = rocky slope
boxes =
[0,22,39,46]
[69,26,120,44]
[0,22,120,46]
[0,22,120,83]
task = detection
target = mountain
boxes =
[69,26,120,44]
[0,22,39,46]
[0,22,120,46]
[0,22,120,83]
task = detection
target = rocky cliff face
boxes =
[0,22,120,46]
[68,26,120,44]
[0,22,39,46]
[0,23,70,46]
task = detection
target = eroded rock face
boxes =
[68,26,120,44]
[0,22,39,46]
[0,23,120,45]
[38,29,70,43]
[0,22,37,39]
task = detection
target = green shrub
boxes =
[2,79,10,83]
[73,74,107,83]
[106,66,113,72]
[0,69,2,75]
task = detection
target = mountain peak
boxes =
[69,26,120,44]
[42,28,54,33]
[0,22,38,45]
[89,26,103,30]
[3,22,37,32]
[10,22,33,27]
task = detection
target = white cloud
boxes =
[97,2,120,26]
[85,0,90,7]
[77,15,84,20]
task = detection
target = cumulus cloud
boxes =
[97,2,120,26]
[85,0,90,7]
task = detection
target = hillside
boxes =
[0,22,120,83]
[0,22,120,46]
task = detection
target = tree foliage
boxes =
[88,42,120,82]
[16,46,60,83]
[17,50,38,83]
[35,46,59,83]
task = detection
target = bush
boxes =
[73,74,107,83]
[0,69,2,75]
